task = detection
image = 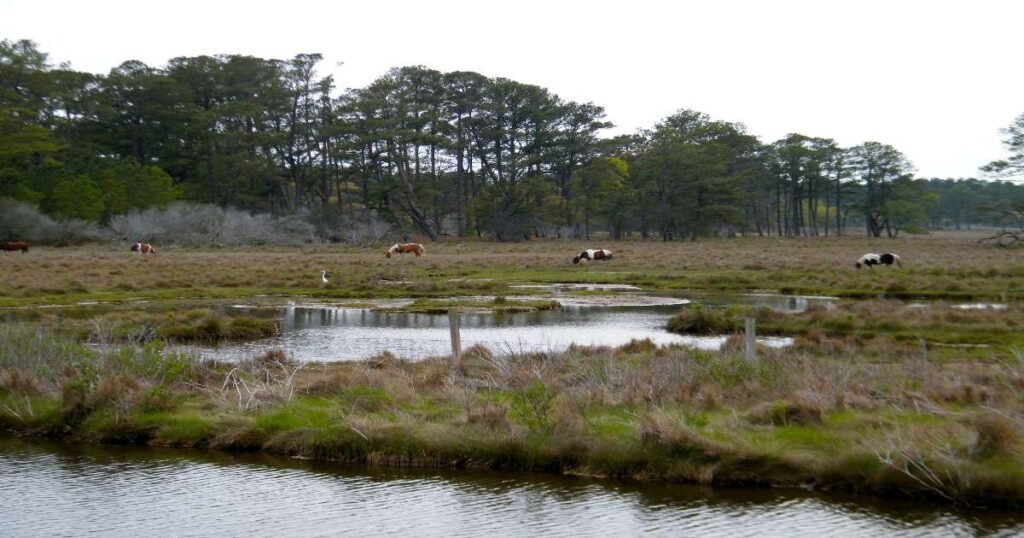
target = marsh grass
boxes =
[13,308,280,345]
[3,322,1022,505]
[2,232,1024,505]
[2,232,1022,309]
[666,305,742,334]
[154,310,278,343]
[668,301,1024,359]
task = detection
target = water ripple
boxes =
[1,439,1021,537]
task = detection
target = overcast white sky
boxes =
[2,0,1022,179]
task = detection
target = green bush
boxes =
[510,382,554,431]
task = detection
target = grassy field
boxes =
[1,231,1023,506]
[0,231,1021,308]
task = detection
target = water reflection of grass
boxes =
[2,324,1023,507]
[380,297,561,314]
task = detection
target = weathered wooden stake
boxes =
[449,308,462,374]
[744,317,756,362]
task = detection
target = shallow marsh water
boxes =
[1,437,1020,537]
[184,290,817,362]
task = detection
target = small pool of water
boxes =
[184,301,794,362]
[684,291,838,313]
[0,289,838,363]
[509,283,642,291]
[952,303,1008,310]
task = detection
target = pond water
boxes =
[683,291,837,313]
[952,303,1008,310]
[186,298,796,362]
[1,437,1020,537]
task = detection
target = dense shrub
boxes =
[106,202,397,246]
[338,213,394,246]
[0,198,101,245]
[108,202,316,246]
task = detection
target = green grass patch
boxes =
[583,406,640,440]
[0,393,62,431]
[255,397,339,433]
[148,412,217,446]
[335,385,391,412]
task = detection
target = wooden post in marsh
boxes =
[744,317,756,362]
[449,308,462,374]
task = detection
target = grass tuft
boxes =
[667,305,740,334]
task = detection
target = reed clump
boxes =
[666,305,740,334]
[155,310,278,343]
[747,396,826,426]
[970,412,1022,460]
[0,368,45,396]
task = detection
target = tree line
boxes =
[3,38,1023,242]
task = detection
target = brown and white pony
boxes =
[0,241,29,253]
[386,242,424,258]
[131,242,156,255]
[573,248,613,265]
[855,252,901,269]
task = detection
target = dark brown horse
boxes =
[0,241,29,253]
[386,242,424,258]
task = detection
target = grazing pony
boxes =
[855,252,901,269]
[0,241,29,253]
[386,242,425,258]
[573,248,613,265]
[131,242,156,255]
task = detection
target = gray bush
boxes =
[108,202,316,246]
[340,214,394,246]
[0,198,100,245]
[3,199,390,247]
